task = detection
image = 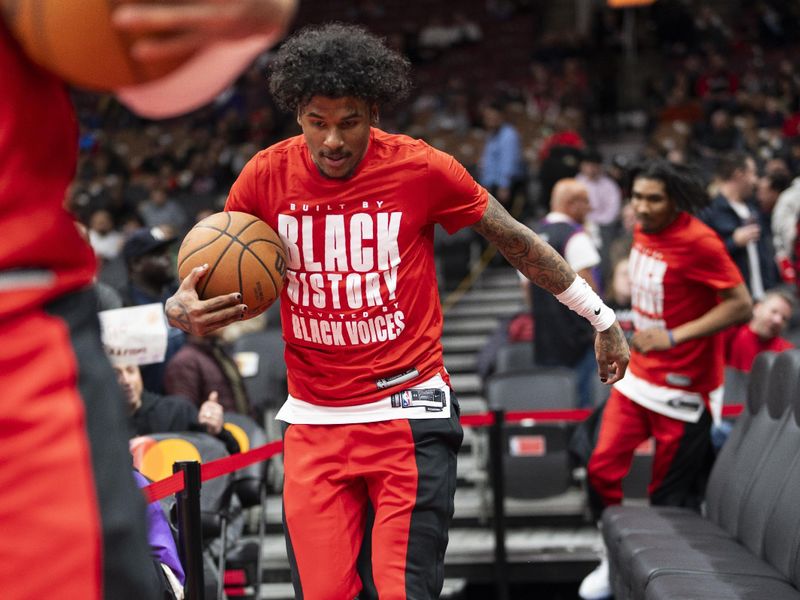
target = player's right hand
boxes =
[165,264,248,335]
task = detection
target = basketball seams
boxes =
[236,243,246,302]
[240,240,285,294]
[198,235,239,299]
[177,227,228,272]
[231,215,262,238]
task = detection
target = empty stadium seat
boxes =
[485,368,578,499]
[495,342,534,374]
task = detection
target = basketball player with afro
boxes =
[578,160,753,600]
[0,2,294,598]
[167,23,630,600]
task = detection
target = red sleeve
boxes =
[225,154,263,214]
[682,228,744,291]
[425,146,489,234]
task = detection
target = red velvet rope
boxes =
[142,406,744,502]
[142,440,283,503]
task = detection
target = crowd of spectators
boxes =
[68,0,800,410]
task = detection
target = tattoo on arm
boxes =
[472,196,575,294]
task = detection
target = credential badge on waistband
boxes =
[376,367,419,390]
[390,389,446,412]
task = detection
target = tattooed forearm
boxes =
[472,196,575,294]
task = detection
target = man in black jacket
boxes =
[701,152,778,300]
[115,362,240,455]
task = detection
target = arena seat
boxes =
[602,351,800,600]
[136,431,236,598]
[721,366,749,406]
[485,368,578,499]
[495,342,534,374]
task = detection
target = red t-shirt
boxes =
[0,24,96,319]
[226,128,488,406]
[628,212,743,393]
[722,324,793,372]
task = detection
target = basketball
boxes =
[4,0,185,90]
[177,212,287,319]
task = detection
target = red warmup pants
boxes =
[0,288,157,599]
[587,388,713,521]
[282,406,462,600]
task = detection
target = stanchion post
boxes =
[174,460,205,600]
[490,409,509,600]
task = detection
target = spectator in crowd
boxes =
[772,173,800,288]
[580,160,751,600]
[116,361,240,454]
[576,148,622,229]
[693,108,743,160]
[530,178,601,408]
[478,100,527,214]
[722,288,795,372]
[756,171,791,272]
[164,331,254,418]
[536,108,586,215]
[132,470,186,600]
[123,227,185,393]
[757,171,792,217]
[123,227,179,306]
[88,207,124,261]
[139,187,189,236]
[701,153,777,300]
[165,23,629,600]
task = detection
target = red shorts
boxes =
[0,288,156,599]
[282,405,462,600]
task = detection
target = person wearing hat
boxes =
[123,226,179,306]
[123,226,186,394]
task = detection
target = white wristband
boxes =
[555,276,617,332]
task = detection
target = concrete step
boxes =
[446,300,523,319]
[443,316,501,336]
[441,334,488,353]
[444,353,477,373]
[449,373,482,395]
[456,287,524,303]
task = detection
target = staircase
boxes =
[442,265,527,415]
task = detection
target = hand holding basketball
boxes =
[170,211,287,335]
[165,264,245,336]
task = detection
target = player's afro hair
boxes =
[268,22,411,113]
[630,159,711,214]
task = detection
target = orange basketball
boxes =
[3,0,185,90]
[177,212,287,319]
